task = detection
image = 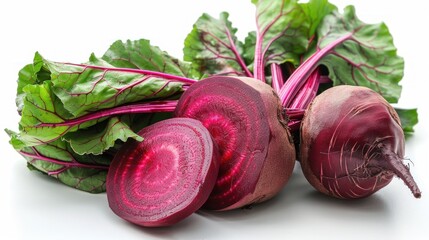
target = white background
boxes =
[0,0,427,239]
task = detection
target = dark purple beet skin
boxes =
[175,76,296,210]
[300,85,421,199]
[106,118,219,227]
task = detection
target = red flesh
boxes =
[106,118,219,227]
[175,76,296,210]
[300,86,421,199]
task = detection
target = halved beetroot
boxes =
[175,76,296,210]
[106,118,219,227]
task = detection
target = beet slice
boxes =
[106,118,219,227]
[300,85,421,199]
[175,76,296,210]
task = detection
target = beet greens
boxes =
[7,40,197,192]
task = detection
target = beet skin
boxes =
[300,85,421,199]
[175,76,296,210]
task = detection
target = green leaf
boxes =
[48,55,184,116]
[6,131,110,193]
[243,31,257,71]
[10,53,184,150]
[301,0,337,38]
[9,32,217,194]
[14,81,76,148]
[317,6,404,103]
[251,0,309,80]
[102,39,200,79]
[16,52,51,112]
[63,116,143,155]
[10,79,103,149]
[57,168,107,193]
[184,12,251,77]
[395,108,418,136]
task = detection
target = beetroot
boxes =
[106,118,219,227]
[175,76,296,210]
[300,85,421,199]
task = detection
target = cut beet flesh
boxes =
[175,76,296,210]
[106,118,219,227]
[300,85,421,199]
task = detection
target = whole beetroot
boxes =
[300,85,421,199]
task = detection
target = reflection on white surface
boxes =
[7,161,427,240]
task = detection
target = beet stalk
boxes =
[175,76,296,210]
[106,118,220,227]
[300,85,421,199]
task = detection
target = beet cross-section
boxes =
[106,118,219,227]
[175,76,296,210]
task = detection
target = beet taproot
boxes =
[106,118,219,227]
[175,76,296,210]
[300,85,421,199]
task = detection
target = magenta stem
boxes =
[21,148,109,175]
[285,108,305,132]
[319,75,332,84]
[38,100,177,128]
[253,37,265,82]
[225,28,253,77]
[61,62,197,85]
[279,33,352,106]
[253,0,286,82]
[285,70,321,131]
[285,108,305,120]
[271,63,284,93]
[289,69,321,109]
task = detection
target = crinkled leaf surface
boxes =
[8,38,191,192]
[184,12,250,77]
[317,6,404,103]
[49,54,183,116]
[301,0,337,39]
[13,80,75,149]
[243,31,257,71]
[10,52,183,150]
[64,116,143,155]
[56,168,107,193]
[103,39,200,79]
[251,0,309,80]
[6,130,109,193]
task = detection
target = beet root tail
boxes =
[380,145,421,198]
